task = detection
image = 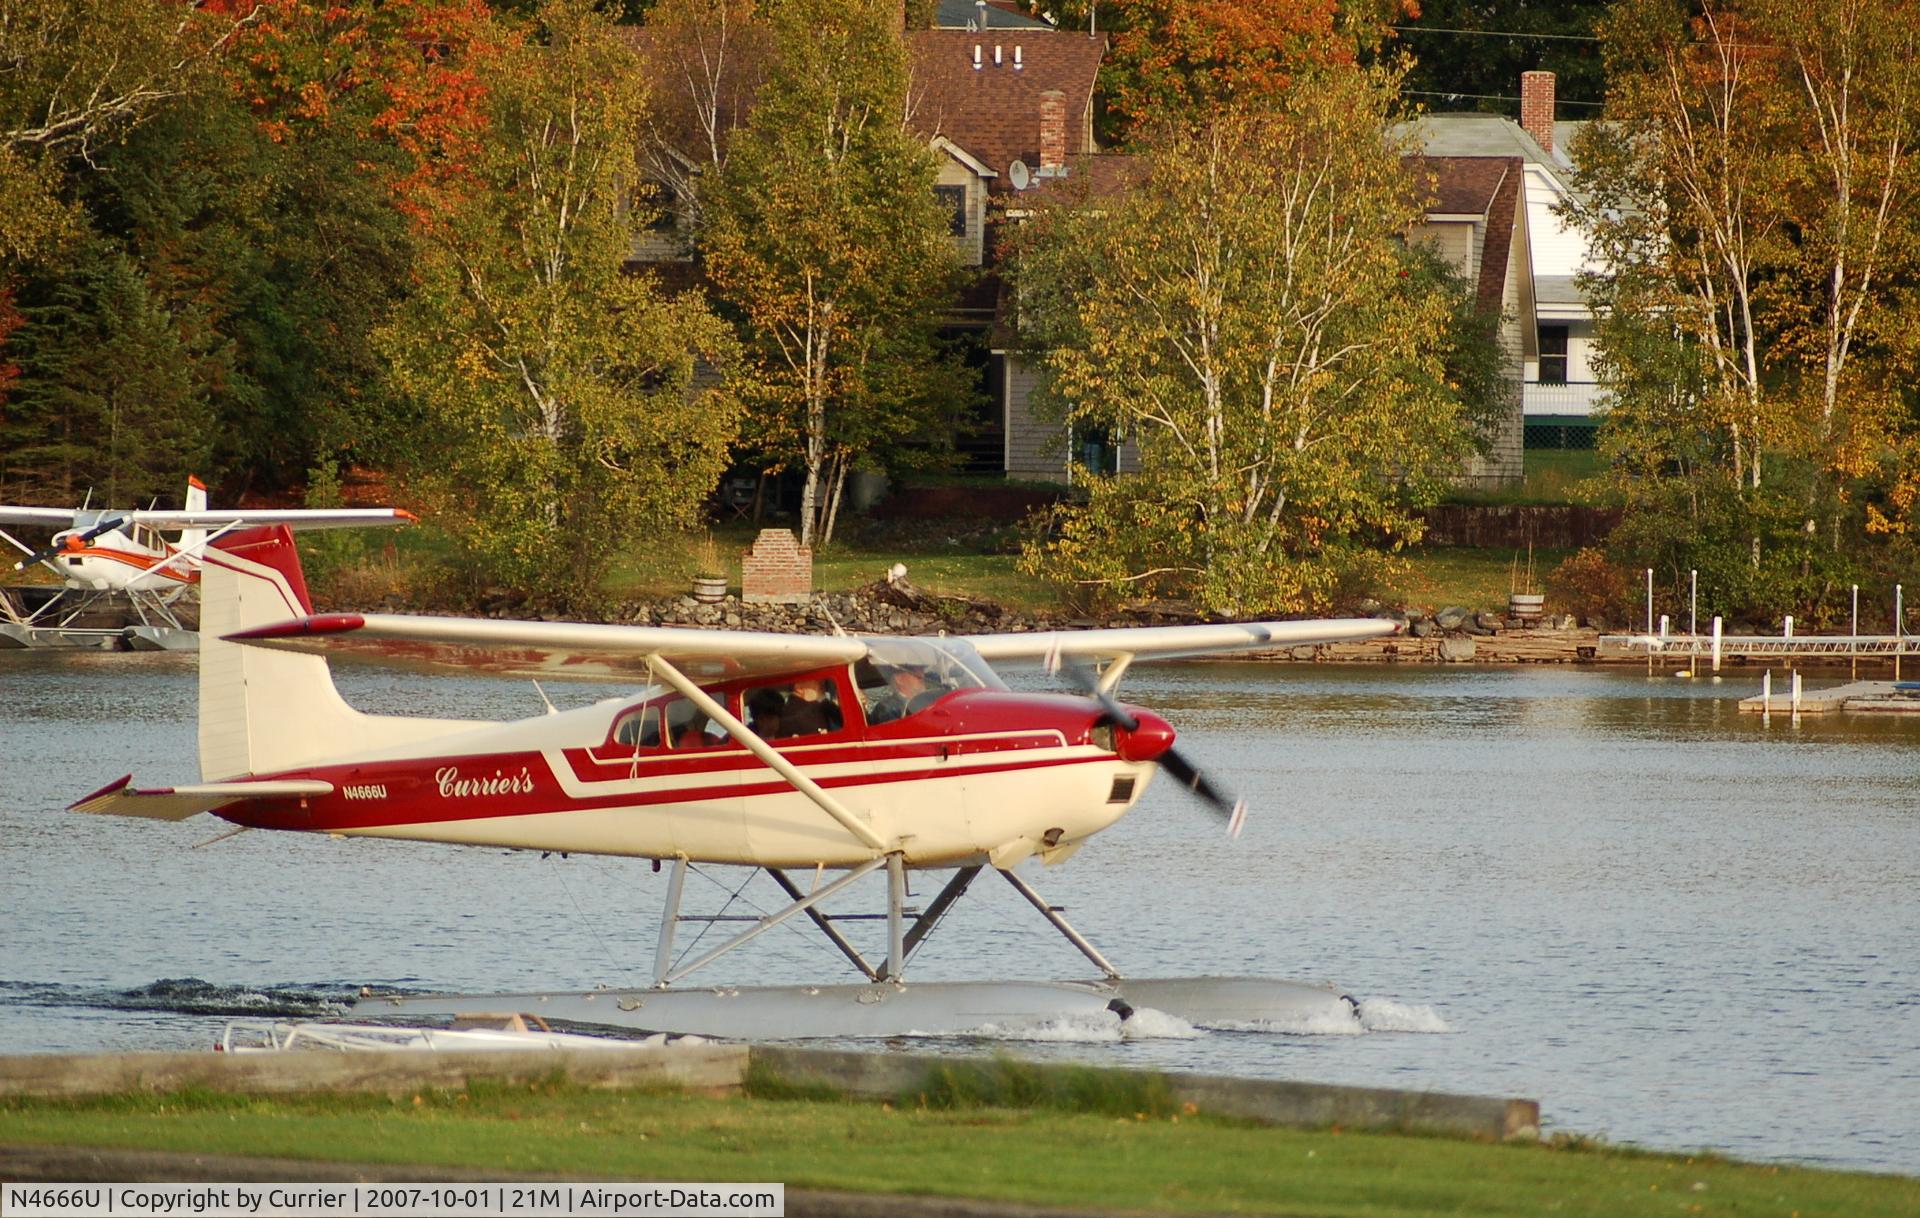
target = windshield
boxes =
[852,637,1005,725]
[858,637,1005,692]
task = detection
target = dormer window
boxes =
[934,185,967,236]
[636,180,677,232]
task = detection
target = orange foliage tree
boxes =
[1098,0,1412,136]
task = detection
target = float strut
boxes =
[662,856,888,986]
[901,865,983,963]
[997,866,1123,980]
[884,853,908,981]
[653,856,688,987]
[767,868,880,982]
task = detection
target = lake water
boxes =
[1,650,1916,1174]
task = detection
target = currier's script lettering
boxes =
[435,766,535,799]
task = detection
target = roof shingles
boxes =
[906,30,1104,189]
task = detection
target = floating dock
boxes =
[1737,679,1920,714]
[0,585,198,650]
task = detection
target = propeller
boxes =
[1059,656,1249,838]
[12,515,128,572]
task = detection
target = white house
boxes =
[1411,72,1604,449]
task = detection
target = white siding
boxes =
[1002,353,1137,482]
[1408,220,1475,278]
[1456,213,1526,487]
[935,159,988,267]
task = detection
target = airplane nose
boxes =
[1114,708,1175,762]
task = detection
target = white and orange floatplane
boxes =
[0,477,414,649]
[71,522,1401,1039]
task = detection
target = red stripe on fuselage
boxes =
[572,731,1066,777]
[214,742,1104,833]
[79,547,197,583]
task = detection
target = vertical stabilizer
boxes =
[179,475,208,556]
[198,526,359,780]
[198,526,487,780]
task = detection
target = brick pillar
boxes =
[1520,71,1555,155]
[740,529,813,605]
[1039,90,1067,170]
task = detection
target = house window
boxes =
[1538,324,1569,385]
[1073,425,1119,477]
[934,185,967,236]
[634,180,676,232]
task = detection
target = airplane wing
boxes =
[226,613,871,683]
[128,508,416,532]
[0,507,79,528]
[962,618,1401,663]
[70,775,335,821]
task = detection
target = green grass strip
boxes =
[3,1083,1915,1217]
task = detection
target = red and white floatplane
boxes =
[0,477,414,649]
[72,522,1399,1039]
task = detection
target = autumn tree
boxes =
[1575,0,1920,620]
[1086,0,1410,139]
[0,0,503,500]
[699,0,961,547]
[634,0,770,236]
[1012,68,1483,615]
[378,0,740,607]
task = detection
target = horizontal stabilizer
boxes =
[226,613,868,683]
[69,775,334,820]
[963,618,1401,663]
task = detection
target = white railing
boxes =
[1523,382,1604,416]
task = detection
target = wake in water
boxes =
[0,977,353,1018]
[1355,997,1452,1033]
[1203,997,1453,1036]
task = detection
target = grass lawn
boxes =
[322,500,1573,622]
[2,1083,1912,1218]
[597,524,1565,620]
[1446,449,1613,507]
[1388,546,1573,614]
[600,522,1049,614]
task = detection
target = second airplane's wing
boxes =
[0,507,80,528]
[962,618,1401,664]
[129,508,417,532]
[227,613,870,683]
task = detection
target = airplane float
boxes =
[0,477,414,649]
[70,522,1401,1039]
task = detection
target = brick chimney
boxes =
[1520,71,1556,154]
[1039,89,1067,170]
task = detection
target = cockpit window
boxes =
[854,637,1004,724]
[612,691,729,750]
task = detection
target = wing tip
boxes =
[225,613,365,643]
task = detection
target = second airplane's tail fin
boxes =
[178,475,208,555]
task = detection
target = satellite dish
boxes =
[1009,159,1031,190]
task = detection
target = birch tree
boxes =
[699,0,960,548]
[1013,68,1479,615]
[1575,0,1920,617]
[379,0,739,605]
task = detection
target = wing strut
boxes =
[644,653,890,854]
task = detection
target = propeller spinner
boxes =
[13,515,129,572]
[1061,658,1250,838]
